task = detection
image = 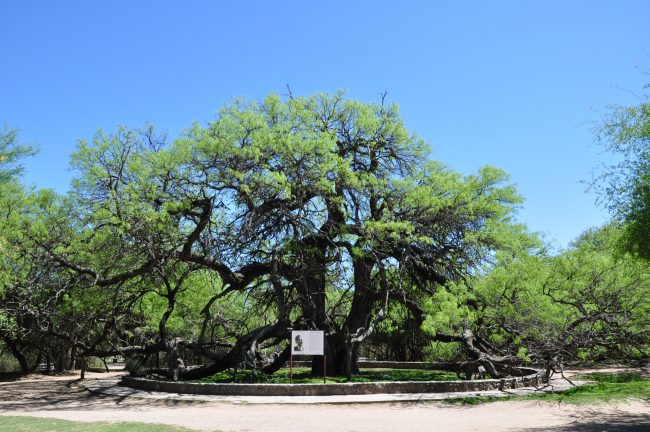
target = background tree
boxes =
[0,128,42,374]
[0,126,36,183]
[423,224,650,379]
[592,84,650,258]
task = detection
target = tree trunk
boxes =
[293,238,336,376]
[168,343,179,381]
[459,328,509,379]
[310,256,378,377]
[297,241,328,328]
[29,351,43,373]
[80,356,86,380]
[344,341,354,379]
[69,345,77,370]
[15,351,30,375]
[56,344,66,372]
[262,346,290,374]
[1,337,30,375]
[181,323,287,380]
[336,257,377,377]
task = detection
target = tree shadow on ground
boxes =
[0,379,206,412]
[527,407,649,432]
[0,372,24,382]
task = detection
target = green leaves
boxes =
[593,89,650,259]
[2,91,541,374]
[439,223,650,365]
[0,126,37,183]
[422,284,475,337]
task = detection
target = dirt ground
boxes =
[0,370,648,432]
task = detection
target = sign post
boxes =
[290,330,325,384]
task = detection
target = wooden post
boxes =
[323,355,326,384]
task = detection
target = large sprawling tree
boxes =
[8,92,643,381]
[22,92,519,378]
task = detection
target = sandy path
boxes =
[0,371,648,432]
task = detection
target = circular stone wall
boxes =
[121,363,545,397]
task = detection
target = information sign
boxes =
[291,330,324,355]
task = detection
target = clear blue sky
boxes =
[2,1,648,248]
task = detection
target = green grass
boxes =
[446,372,650,405]
[197,367,459,384]
[0,416,194,432]
[533,372,650,404]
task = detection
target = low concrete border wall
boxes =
[121,365,545,396]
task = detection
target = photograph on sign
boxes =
[291,330,324,355]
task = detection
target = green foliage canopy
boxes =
[593,88,650,258]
